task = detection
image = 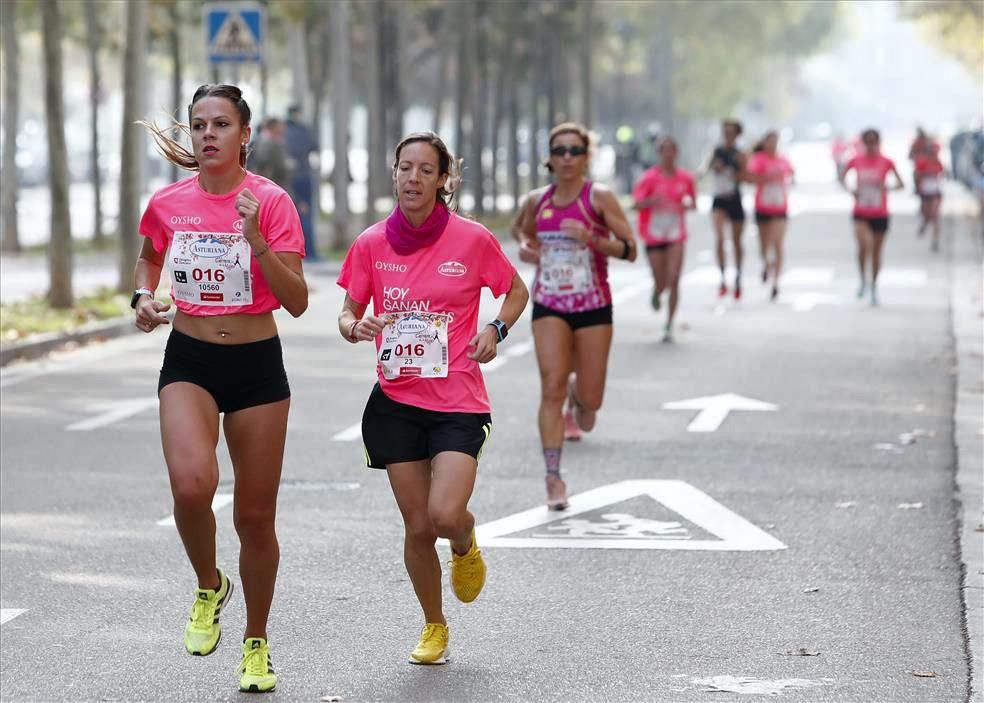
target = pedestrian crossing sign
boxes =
[204,2,265,63]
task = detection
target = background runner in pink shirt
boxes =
[915,143,945,251]
[337,131,528,666]
[838,128,905,305]
[632,135,696,340]
[745,131,795,300]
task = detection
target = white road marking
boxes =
[330,422,363,442]
[694,676,830,695]
[878,268,928,287]
[0,609,26,626]
[157,493,234,526]
[476,480,786,551]
[787,292,843,311]
[66,398,159,431]
[663,393,778,432]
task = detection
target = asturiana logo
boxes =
[396,318,428,334]
[438,261,467,277]
[190,237,229,259]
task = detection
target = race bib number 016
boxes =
[170,231,252,306]
[538,233,593,296]
[379,311,449,379]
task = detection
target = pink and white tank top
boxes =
[532,182,612,313]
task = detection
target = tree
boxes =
[83,0,104,243]
[579,0,594,127]
[117,0,147,293]
[41,0,73,307]
[1,0,21,253]
[366,0,385,222]
[166,0,183,184]
[330,0,352,249]
[901,0,983,74]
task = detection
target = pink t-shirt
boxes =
[139,171,305,316]
[337,212,517,414]
[915,157,944,198]
[844,153,896,217]
[532,182,612,313]
[747,152,794,215]
[632,167,696,245]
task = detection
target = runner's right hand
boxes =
[135,299,171,333]
[518,239,540,264]
[351,315,385,341]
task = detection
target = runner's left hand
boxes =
[467,326,498,363]
[236,188,262,246]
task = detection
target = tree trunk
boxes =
[307,3,329,254]
[469,1,487,216]
[168,0,182,184]
[41,0,73,307]
[330,0,351,249]
[490,26,512,212]
[366,0,384,222]
[453,1,471,161]
[528,80,540,191]
[507,50,520,208]
[387,1,407,147]
[287,19,309,116]
[117,0,146,293]
[83,0,104,243]
[579,0,593,126]
[431,5,451,133]
[1,0,21,253]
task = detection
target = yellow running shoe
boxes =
[450,529,486,603]
[183,568,232,656]
[408,623,450,665]
[238,637,277,692]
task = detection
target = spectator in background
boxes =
[250,118,292,195]
[285,104,320,261]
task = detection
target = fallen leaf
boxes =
[898,502,924,510]
[781,648,821,656]
[911,671,936,678]
[803,587,820,593]
[320,696,343,702]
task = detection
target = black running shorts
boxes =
[361,383,492,470]
[712,195,746,223]
[158,330,290,414]
[853,215,890,234]
[531,303,613,331]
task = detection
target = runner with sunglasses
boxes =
[839,128,904,305]
[513,123,637,510]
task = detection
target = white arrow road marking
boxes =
[66,397,159,431]
[330,422,363,442]
[663,393,778,432]
[157,493,234,526]
[0,609,26,626]
[877,268,928,287]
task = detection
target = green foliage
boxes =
[900,0,983,73]
[0,288,130,340]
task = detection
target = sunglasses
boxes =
[550,145,588,158]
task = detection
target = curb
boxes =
[949,213,983,703]
[0,315,138,367]
[0,262,344,368]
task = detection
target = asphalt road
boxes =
[1,184,979,702]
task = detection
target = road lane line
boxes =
[0,609,27,626]
[66,398,159,431]
[157,493,234,526]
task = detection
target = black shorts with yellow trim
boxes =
[361,383,492,470]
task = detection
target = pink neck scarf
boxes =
[385,202,450,255]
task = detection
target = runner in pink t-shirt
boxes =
[838,128,905,305]
[632,136,696,341]
[745,131,795,300]
[512,122,637,510]
[337,131,528,665]
[915,143,945,251]
[132,84,308,693]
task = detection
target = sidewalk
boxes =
[950,212,984,703]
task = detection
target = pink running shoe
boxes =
[545,474,569,511]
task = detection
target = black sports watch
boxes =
[487,319,508,343]
[130,288,154,309]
